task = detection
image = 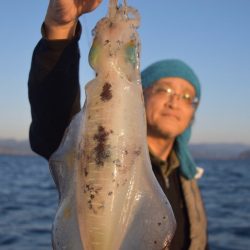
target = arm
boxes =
[28,0,102,159]
[28,23,81,160]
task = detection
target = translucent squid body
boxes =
[49,1,176,249]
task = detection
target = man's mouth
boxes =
[161,112,180,121]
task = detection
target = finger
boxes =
[80,0,103,14]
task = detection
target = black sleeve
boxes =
[28,22,82,160]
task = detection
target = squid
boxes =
[49,0,176,249]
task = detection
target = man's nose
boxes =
[165,94,180,109]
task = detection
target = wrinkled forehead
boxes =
[157,77,196,93]
[143,77,196,96]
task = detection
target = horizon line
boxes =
[0,138,250,146]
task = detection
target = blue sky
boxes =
[0,0,249,144]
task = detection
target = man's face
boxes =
[144,77,197,139]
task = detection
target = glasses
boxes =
[152,85,199,107]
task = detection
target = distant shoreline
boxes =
[0,139,250,160]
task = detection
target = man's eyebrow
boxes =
[183,86,195,94]
[156,81,195,95]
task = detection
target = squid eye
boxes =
[88,39,100,70]
[125,40,137,67]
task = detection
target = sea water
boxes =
[0,155,249,250]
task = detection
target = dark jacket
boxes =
[28,23,208,250]
[151,151,208,250]
[28,23,82,159]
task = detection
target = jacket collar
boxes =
[149,147,180,177]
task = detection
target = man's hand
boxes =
[44,0,102,39]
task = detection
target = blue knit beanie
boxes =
[141,59,201,179]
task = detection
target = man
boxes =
[28,0,208,249]
[141,60,208,249]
